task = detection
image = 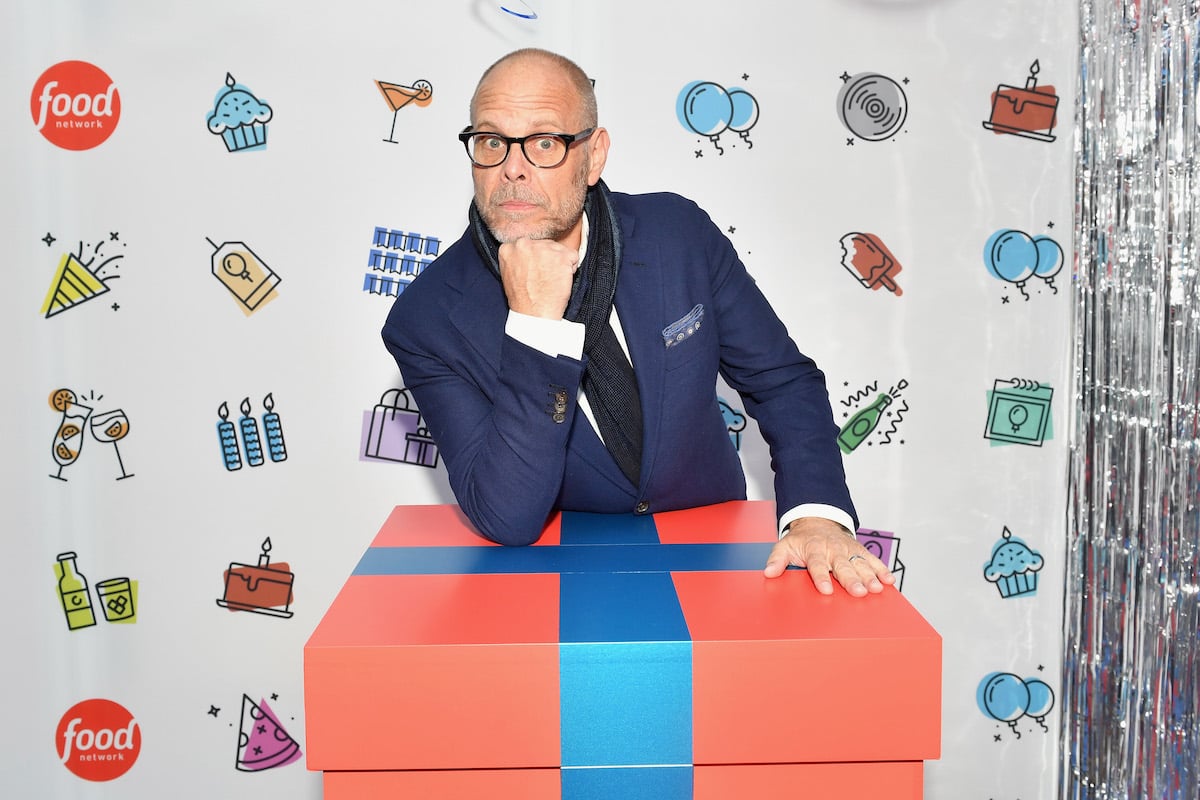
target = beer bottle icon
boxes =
[56,551,97,630]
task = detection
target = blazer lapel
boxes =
[613,221,666,492]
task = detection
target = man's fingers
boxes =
[832,556,870,597]
[498,238,578,318]
[805,558,835,595]
[763,524,896,598]
[762,540,791,578]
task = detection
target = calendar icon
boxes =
[985,378,1053,446]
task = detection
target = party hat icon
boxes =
[40,252,110,318]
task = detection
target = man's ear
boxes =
[586,127,610,186]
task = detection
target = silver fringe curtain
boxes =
[1066,2,1200,798]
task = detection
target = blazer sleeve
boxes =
[382,280,587,546]
[681,199,859,529]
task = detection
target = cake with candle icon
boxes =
[217,538,295,617]
[983,528,1043,598]
[982,60,1059,142]
[206,73,273,152]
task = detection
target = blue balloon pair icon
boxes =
[676,81,759,155]
[984,229,1064,300]
[977,671,1056,738]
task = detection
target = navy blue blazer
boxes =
[382,190,856,545]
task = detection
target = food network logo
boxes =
[55,698,141,781]
[31,60,121,150]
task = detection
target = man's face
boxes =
[470,58,607,245]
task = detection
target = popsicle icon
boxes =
[206,237,281,312]
[838,232,903,296]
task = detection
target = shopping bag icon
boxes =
[363,388,440,467]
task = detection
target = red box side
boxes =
[323,769,561,800]
[695,762,923,799]
[305,642,560,770]
[674,572,941,764]
[305,573,561,770]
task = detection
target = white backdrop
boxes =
[1,1,1076,797]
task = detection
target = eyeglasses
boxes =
[458,127,596,168]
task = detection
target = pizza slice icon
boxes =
[235,694,302,772]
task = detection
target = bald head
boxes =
[470,48,597,129]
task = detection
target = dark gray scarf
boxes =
[469,180,642,487]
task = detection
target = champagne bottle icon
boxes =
[56,552,97,630]
[838,393,892,453]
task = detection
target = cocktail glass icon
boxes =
[376,79,433,143]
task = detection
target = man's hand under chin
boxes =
[498,238,579,319]
[763,516,895,597]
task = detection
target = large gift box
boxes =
[304,501,941,798]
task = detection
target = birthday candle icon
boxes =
[239,397,264,467]
[262,393,287,463]
[217,401,243,471]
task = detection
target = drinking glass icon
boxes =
[50,389,92,481]
[90,409,134,480]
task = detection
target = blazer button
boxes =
[635,501,649,514]
[552,412,565,423]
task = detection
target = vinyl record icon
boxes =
[839,73,908,141]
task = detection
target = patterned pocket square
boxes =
[662,304,704,348]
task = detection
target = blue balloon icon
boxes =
[1033,236,1064,292]
[979,672,1029,722]
[1024,678,1055,731]
[727,88,759,148]
[677,81,734,154]
[985,230,1038,284]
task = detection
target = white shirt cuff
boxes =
[778,504,857,540]
[505,311,585,360]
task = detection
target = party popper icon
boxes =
[206,238,280,313]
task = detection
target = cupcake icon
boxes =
[207,73,273,152]
[984,527,1044,598]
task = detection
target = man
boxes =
[382,48,893,597]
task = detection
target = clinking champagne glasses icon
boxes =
[91,409,134,480]
[49,388,135,481]
[50,388,92,481]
